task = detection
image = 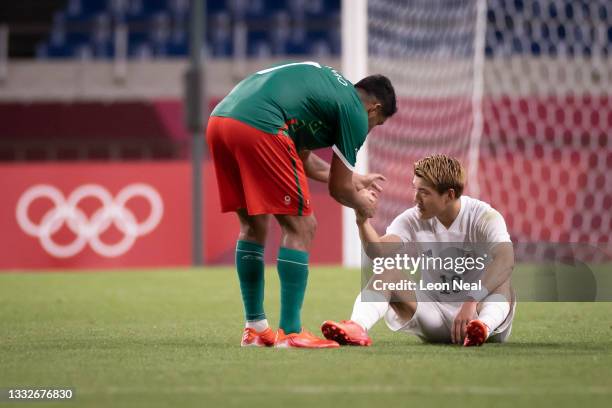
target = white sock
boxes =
[350,290,389,331]
[478,294,510,335]
[245,319,269,332]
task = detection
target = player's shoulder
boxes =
[320,66,362,102]
[390,206,430,231]
[385,206,424,241]
[462,195,494,214]
[461,195,506,225]
[393,206,421,223]
[305,65,363,113]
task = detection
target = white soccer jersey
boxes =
[384,195,512,303]
[385,195,511,245]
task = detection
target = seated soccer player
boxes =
[321,155,516,347]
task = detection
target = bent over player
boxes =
[207,61,397,348]
[322,155,516,347]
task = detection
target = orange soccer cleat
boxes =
[274,328,339,349]
[321,320,372,346]
[241,327,276,347]
[463,320,489,347]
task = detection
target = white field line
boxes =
[75,384,612,396]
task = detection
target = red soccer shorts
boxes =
[206,116,312,216]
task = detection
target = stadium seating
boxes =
[36,0,341,59]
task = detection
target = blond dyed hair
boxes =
[414,155,466,198]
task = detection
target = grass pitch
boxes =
[1,266,611,408]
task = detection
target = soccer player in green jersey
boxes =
[207,61,397,348]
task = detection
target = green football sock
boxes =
[235,240,266,322]
[277,247,309,334]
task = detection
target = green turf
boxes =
[1,267,611,408]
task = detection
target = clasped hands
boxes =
[353,173,386,222]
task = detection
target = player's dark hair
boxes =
[355,75,397,118]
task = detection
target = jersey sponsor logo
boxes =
[16,184,163,258]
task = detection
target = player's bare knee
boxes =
[237,211,269,244]
[275,214,317,248]
[303,215,317,243]
[238,226,266,244]
[290,216,317,247]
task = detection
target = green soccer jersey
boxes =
[211,61,368,170]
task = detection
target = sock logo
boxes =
[241,254,263,261]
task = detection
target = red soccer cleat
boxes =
[274,328,339,349]
[321,320,372,346]
[241,327,276,347]
[463,320,489,347]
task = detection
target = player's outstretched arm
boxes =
[299,151,387,193]
[353,173,386,193]
[355,214,402,258]
[328,153,377,217]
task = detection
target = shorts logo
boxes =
[16,184,164,258]
[284,195,291,205]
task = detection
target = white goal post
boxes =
[341,0,369,267]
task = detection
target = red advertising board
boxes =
[0,161,342,270]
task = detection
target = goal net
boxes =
[365,0,611,248]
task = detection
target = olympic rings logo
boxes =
[16,184,164,258]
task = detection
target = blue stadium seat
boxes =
[285,23,308,55]
[73,43,94,59]
[308,39,332,57]
[130,42,154,59]
[287,0,307,20]
[39,0,344,59]
[66,0,83,18]
[127,31,149,58]
[149,11,171,46]
[226,0,265,19]
[248,30,271,57]
[64,0,106,21]
[208,11,232,57]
